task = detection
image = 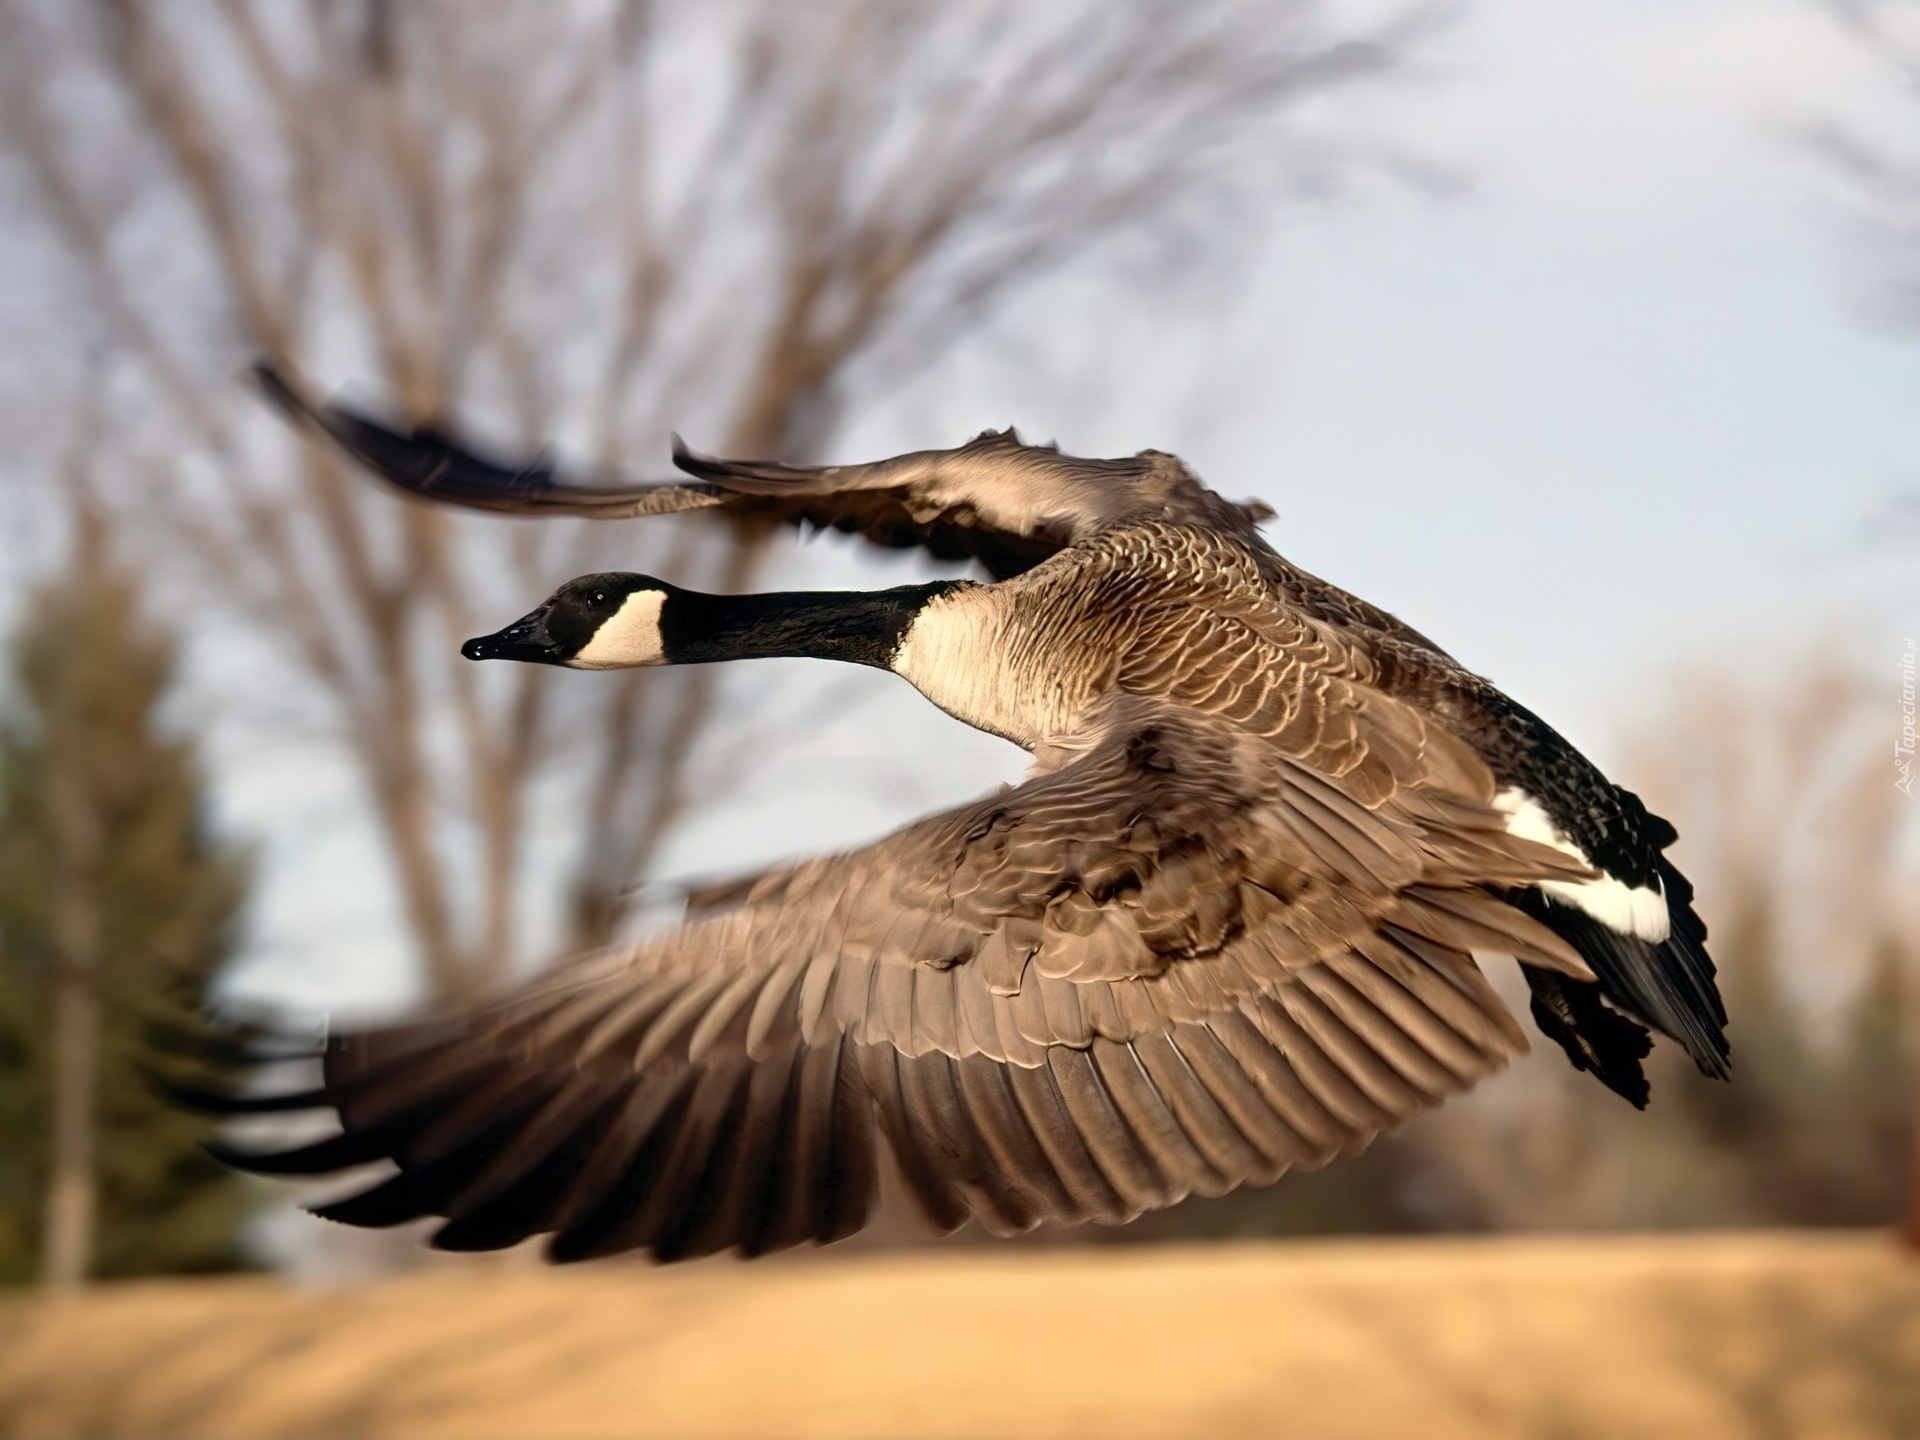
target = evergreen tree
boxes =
[0,538,255,1284]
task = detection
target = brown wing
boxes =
[670,430,1274,580]
[252,362,1270,580]
[218,695,1593,1263]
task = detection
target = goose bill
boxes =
[462,605,567,664]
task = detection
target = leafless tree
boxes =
[0,0,1426,1005]
[1812,3,1920,337]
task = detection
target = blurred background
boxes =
[0,0,1914,1323]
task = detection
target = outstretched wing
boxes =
[252,363,1270,579]
[215,696,1593,1263]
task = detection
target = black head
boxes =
[462,573,671,667]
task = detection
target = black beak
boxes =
[462,605,565,663]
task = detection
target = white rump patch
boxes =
[569,588,667,669]
[1494,788,1670,943]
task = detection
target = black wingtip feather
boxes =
[251,358,316,426]
[821,1048,879,1245]
[252,358,566,511]
[545,1082,700,1263]
[163,1079,331,1115]
[308,1174,429,1229]
[651,1060,760,1262]
[429,1102,626,1253]
[204,1128,399,1175]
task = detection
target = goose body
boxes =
[218,366,1728,1261]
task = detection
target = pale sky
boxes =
[164,0,1920,1019]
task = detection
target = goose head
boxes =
[463,572,667,669]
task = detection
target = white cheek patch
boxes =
[1495,788,1671,943]
[568,589,667,669]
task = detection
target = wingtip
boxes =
[249,357,328,431]
[203,1127,383,1176]
[250,356,297,406]
[200,1138,290,1173]
[669,431,709,475]
[154,1072,330,1115]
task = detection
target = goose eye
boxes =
[590,591,607,608]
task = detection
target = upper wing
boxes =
[219,695,1593,1263]
[253,362,1270,580]
[670,430,1274,580]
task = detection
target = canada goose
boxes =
[217,364,1727,1262]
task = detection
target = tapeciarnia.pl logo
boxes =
[1899,638,1917,798]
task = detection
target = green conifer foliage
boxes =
[0,564,255,1283]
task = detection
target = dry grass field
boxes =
[0,1230,1914,1439]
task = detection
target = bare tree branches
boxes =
[0,0,1425,1004]
[1810,3,1920,333]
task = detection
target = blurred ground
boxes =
[0,1231,1915,1439]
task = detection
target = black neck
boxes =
[658,581,961,668]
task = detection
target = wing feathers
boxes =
[1242,996,1397,1139]
[1002,1059,1132,1226]
[731,1035,814,1256]
[749,1036,855,1253]
[631,970,734,1072]
[1211,1006,1349,1161]
[442,1068,628,1219]
[1275,983,1430,1120]
[1048,1046,1176,1213]
[1322,952,1503,1083]
[262,366,1254,581]
[550,1069,698,1240]
[1130,1031,1271,1186]
[861,1044,972,1235]
[667,1047,788,1260]
[432,1075,633,1252]
[255,362,725,521]
[685,970,765,1062]
[820,1043,880,1243]
[1296,966,1461,1099]
[744,957,807,1060]
[1089,1038,1226,1201]
[651,1054,762,1262]
[925,1052,1064,1233]
[228,698,1584,1259]
[1173,1022,1311,1178]
[910,965,961,1057]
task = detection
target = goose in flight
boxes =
[219,364,1727,1262]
